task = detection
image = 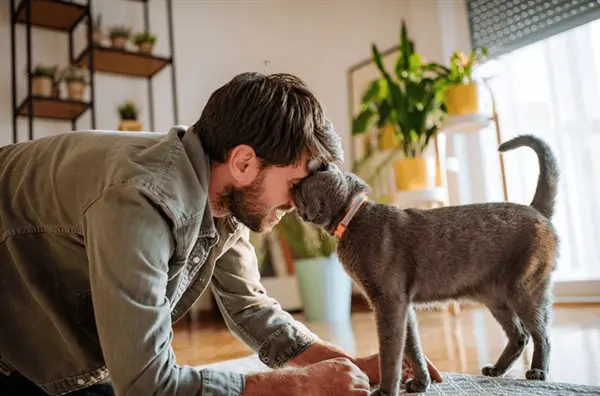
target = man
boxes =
[0,72,441,395]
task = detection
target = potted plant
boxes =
[93,14,103,45]
[133,31,157,54]
[108,25,131,49]
[443,48,489,116]
[29,65,57,97]
[60,65,88,101]
[352,20,449,191]
[275,212,352,323]
[118,100,143,131]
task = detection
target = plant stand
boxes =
[9,0,179,143]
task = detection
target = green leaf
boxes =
[409,53,422,71]
[362,78,383,103]
[352,107,376,135]
[377,100,392,127]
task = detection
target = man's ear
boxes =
[228,145,260,187]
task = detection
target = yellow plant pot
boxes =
[393,157,436,191]
[119,120,143,131]
[378,124,399,151]
[32,76,53,97]
[444,82,479,116]
[66,81,86,101]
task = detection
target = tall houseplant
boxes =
[443,48,489,115]
[276,212,352,323]
[352,20,449,191]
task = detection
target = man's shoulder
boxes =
[71,126,211,225]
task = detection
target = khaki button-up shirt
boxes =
[0,126,318,396]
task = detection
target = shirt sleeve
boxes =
[210,225,320,369]
[82,183,245,396]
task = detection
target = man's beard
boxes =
[217,170,292,233]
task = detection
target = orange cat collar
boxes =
[333,193,369,239]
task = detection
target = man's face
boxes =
[218,148,310,233]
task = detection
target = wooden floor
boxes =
[172,303,600,387]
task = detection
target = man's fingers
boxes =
[352,368,371,385]
[351,375,371,390]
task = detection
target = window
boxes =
[475,19,600,287]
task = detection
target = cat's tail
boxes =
[498,134,559,219]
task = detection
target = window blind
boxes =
[467,0,600,57]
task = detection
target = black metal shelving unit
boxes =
[9,0,179,144]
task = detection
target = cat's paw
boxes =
[526,368,547,381]
[481,364,505,377]
[405,378,429,393]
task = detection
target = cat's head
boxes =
[291,162,370,230]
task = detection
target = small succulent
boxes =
[30,64,58,79]
[118,100,138,120]
[109,25,131,39]
[59,65,88,84]
[133,31,157,46]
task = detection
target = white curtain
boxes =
[473,19,600,284]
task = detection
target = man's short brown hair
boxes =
[192,72,343,167]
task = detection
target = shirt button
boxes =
[192,256,200,264]
[77,379,85,385]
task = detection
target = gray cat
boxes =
[291,135,559,396]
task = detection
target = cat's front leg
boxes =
[402,305,431,393]
[372,296,409,396]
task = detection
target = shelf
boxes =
[439,113,492,134]
[74,45,172,78]
[17,96,90,121]
[15,0,87,32]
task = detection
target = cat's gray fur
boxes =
[291,135,560,396]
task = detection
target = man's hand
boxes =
[290,340,443,385]
[243,358,371,396]
[354,353,444,385]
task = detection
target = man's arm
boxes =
[82,183,245,396]
[210,225,321,369]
